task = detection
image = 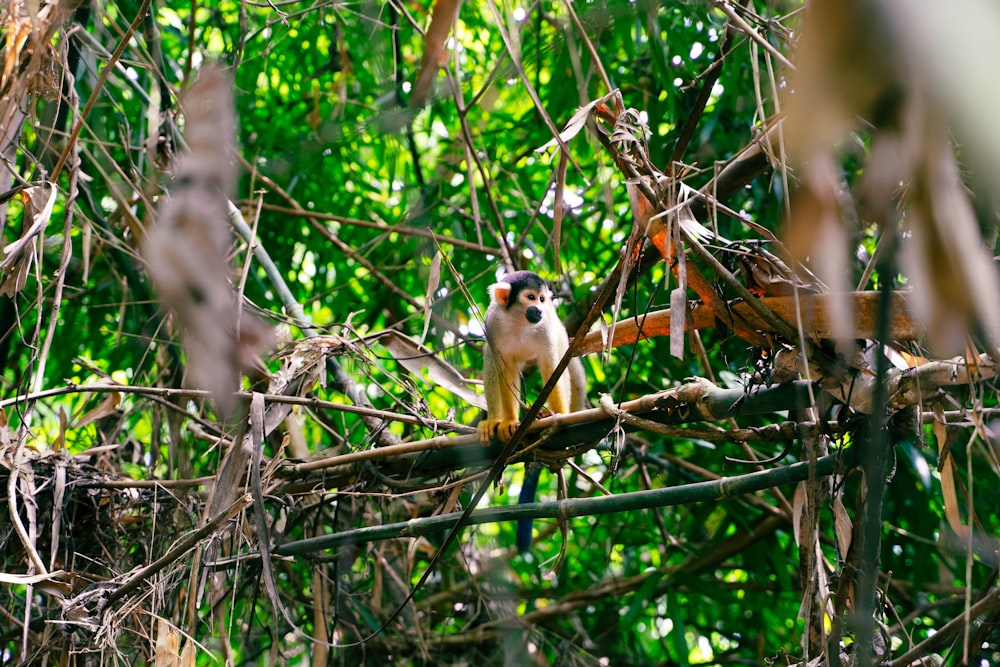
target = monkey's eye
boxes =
[539,295,546,302]
[527,294,536,301]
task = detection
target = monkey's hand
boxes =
[477,418,519,446]
[477,419,500,446]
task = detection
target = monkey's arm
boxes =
[537,349,573,415]
[477,345,522,445]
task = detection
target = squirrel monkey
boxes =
[477,271,588,446]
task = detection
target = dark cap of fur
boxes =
[500,271,547,306]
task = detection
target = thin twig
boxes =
[561,0,613,95]
[887,588,1000,667]
[0,382,442,425]
[50,0,152,180]
[252,201,499,254]
[7,449,48,575]
[711,1,795,72]
[482,0,583,176]
[104,493,253,608]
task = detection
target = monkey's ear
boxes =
[488,281,512,307]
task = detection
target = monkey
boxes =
[477,271,589,553]
[477,270,588,447]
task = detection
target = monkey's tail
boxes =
[515,463,542,554]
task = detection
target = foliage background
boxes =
[1,0,999,665]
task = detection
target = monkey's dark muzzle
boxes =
[526,306,543,324]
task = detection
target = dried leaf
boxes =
[179,642,196,667]
[1,13,31,91]
[53,405,66,451]
[669,287,686,360]
[75,392,121,429]
[551,149,568,276]
[535,90,619,153]
[50,460,65,570]
[934,418,971,541]
[380,330,486,410]
[0,182,56,297]
[792,481,805,548]
[81,217,91,283]
[0,570,65,585]
[420,251,441,345]
[154,618,181,667]
[938,452,970,541]
[269,336,343,398]
[832,496,853,557]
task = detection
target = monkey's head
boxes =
[489,271,550,325]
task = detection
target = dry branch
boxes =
[578,290,921,355]
[102,493,252,609]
